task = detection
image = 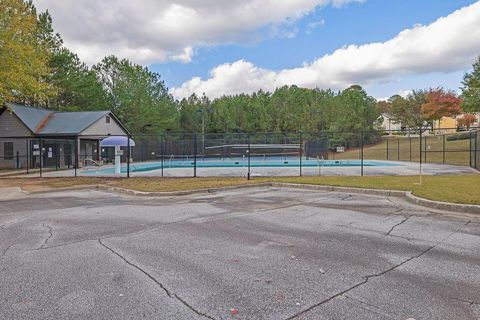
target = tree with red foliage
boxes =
[421,88,463,122]
[457,113,477,129]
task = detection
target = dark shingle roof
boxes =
[40,111,109,134]
[4,103,111,135]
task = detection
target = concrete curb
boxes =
[22,182,480,214]
[404,192,480,214]
[269,182,480,214]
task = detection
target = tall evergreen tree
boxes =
[49,48,109,110]
[461,57,480,112]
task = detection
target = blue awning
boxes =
[100,136,135,147]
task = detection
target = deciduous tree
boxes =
[421,88,462,122]
[389,90,428,132]
[457,113,477,130]
[0,0,51,105]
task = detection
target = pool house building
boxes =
[0,103,131,170]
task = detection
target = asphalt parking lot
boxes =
[0,186,479,320]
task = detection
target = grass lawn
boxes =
[1,175,479,205]
[331,135,471,166]
[268,175,480,205]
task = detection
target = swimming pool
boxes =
[84,159,400,175]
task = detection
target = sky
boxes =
[35,0,480,100]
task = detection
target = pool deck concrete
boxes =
[15,160,478,178]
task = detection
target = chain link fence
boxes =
[0,128,478,178]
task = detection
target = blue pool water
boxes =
[84,159,399,175]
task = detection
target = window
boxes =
[106,115,111,124]
[4,142,13,160]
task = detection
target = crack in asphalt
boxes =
[34,223,168,252]
[3,195,323,255]
[385,195,398,206]
[384,206,404,218]
[5,193,411,258]
[98,239,216,320]
[343,295,397,320]
[16,201,316,255]
[2,243,14,257]
[388,234,419,242]
[453,297,480,307]
[385,215,411,236]
[343,295,382,311]
[39,224,53,249]
[284,221,472,320]
[0,228,24,258]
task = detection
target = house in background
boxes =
[0,103,131,169]
[379,113,403,133]
[433,113,480,134]
[432,116,458,134]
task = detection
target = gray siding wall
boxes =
[0,138,28,169]
[81,115,127,136]
[0,111,31,169]
[0,111,32,137]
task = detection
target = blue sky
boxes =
[151,0,477,98]
[38,0,480,99]
[152,0,474,87]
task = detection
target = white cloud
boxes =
[376,90,412,102]
[172,1,480,99]
[34,0,363,64]
[306,19,325,34]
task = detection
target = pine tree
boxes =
[461,57,480,113]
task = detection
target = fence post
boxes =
[443,134,446,164]
[397,138,400,161]
[26,139,29,174]
[419,130,423,184]
[55,141,58,171]
[39,137,43,178]
[361,131,364,176]
[193,133,197,178]
[127,134,130,178]
[299,131,303,177]
[247,134,251,180]
[386,138,389,160]
[161,135,164,178]
[16,151,19,169]
[475,131,478,170]
[409,136,412,162]
[424,136,427,163]
[470,131,473,168]
[74,137,78,177]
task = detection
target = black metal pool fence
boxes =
[0,128,478,178]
